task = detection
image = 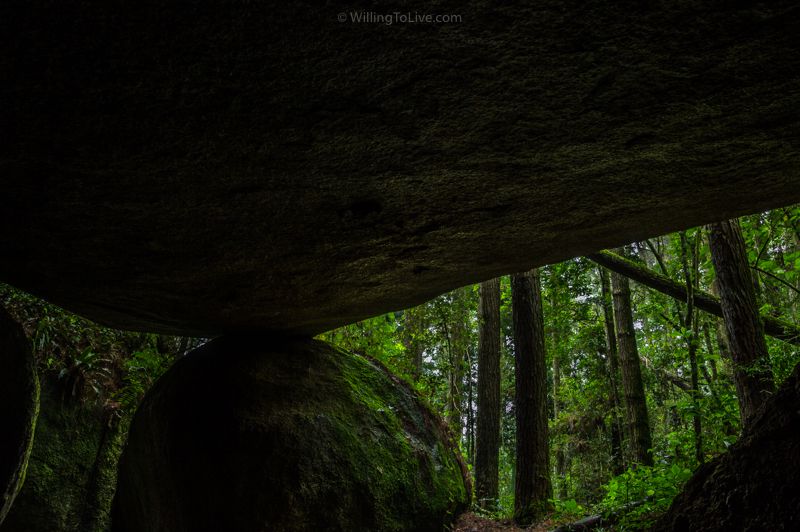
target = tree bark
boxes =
[466,346,476,467]
[708,220,775,427]
[475,279,501,510]
[512,270,552,524]
[441,290,467,436]
[549,280,569,499]
[587,250,800,346]
[401,307,425,380]
[679,232,704,465]
[599,268,625,475]
[610,263,654,467]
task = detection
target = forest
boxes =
[4,2,800,531]
[2,205,798,531]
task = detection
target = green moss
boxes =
[113,336,469,531]
[2,378,127,532]
[319,346,469,529]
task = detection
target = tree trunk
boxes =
[549,280,569,500]
[475,278,501,510]
[512,270,552,525]
[466,346,476,468]
[401,307,424,380]
[587,251,800,345]
[552,351,568,499]
[442,301,464,437]
[599,267,625,475]
[708,220,775,427]
[679,231,704,465]
[610,264,654,467]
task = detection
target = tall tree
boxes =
[511,270,552,525]
[610,260,654,466]
[439,289,469,436]
[679,231,704,464]
[599,267,625,475]
[401,307,425,380]
[475,278,501,510]
[548,276,567,499]
[708,220,775,426]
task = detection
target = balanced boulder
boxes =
[112,336,470,531]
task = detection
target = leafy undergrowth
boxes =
[453,461,694,531]
[595,463,693,530]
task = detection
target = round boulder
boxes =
[112,336,469,531]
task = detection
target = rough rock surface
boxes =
[652,364,800,531]
[112,336,470,532]
[1,376,126,532]
[2,2,800,335]
[0,307,38,526]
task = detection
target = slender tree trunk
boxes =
[599,267,625,475]
[708,220,775,427]
[446,352,464,436]
[466,346,475,467]
[610,263,653,467]
[402,307,424,380]
[552,352,568,499]
[679,232,704,465]
[687,322,703,464]
[512,270,552,525]
[475,278,502,510]
[442,311,462,436]
[549,281,569,500]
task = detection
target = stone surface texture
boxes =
[2,2,800,335]
[112,336,470,532]
[0,307,38,526]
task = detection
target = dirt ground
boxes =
[452,512,557,531]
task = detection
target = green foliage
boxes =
[598,464,693,530]
[320,207,798,526]
[58,347,113,401]
[550,498,586,521]
[2,284,190,413]
[112,347,177,413]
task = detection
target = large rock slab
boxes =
[2,2,800,335]
[112,336,470,531]
[0,307,38,525]
[652,363,800,531]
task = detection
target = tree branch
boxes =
[587,250,800,346]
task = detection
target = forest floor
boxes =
[453,512,557,531]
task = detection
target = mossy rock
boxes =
[1,375,126,532]
[112,336,470,531]
[0,307,39,526]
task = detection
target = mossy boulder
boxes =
[112,336,470,531]
[1,376,127,532]
[0,307,38,526]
